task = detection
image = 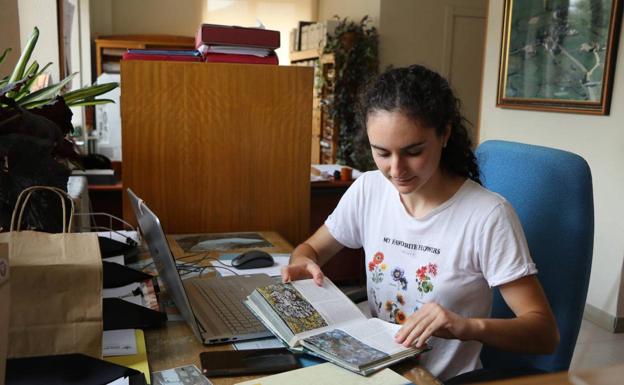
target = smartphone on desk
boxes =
[200,348,301,377]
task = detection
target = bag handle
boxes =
[10,186,75,233]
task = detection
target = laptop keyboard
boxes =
[188,279,265,333]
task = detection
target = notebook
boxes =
[127,189,273,344]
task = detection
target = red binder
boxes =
[195,24,280,49]
[202,52,279,65]
[122,52,203,63]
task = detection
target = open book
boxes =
[245,278,428,376]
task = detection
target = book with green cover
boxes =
[245,278,429,376]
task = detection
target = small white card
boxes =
[103,329,137,356]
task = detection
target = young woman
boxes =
[281,65,559,380]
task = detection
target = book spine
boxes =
[122,53,203,62]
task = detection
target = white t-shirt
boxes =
[325,170,537,380]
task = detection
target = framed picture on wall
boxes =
[497,0,623,115]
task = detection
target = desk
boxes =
[143,231,438,385]
[483,363,624,385]
[88,177,366,284]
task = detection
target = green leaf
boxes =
[66,98,115,107]
[15,62,52,101]
[62,82,118,102]
[8,27,39,86]
[18,72,76,106]
[12,61,40,101]
[0,48,11,65]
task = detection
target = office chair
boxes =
[476,140,594,374]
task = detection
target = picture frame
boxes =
[497,0,623,115]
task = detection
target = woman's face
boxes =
[367,110,448,195]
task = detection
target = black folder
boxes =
[6,353,147,385]
[103,261,153,288]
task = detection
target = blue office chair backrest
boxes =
[476,140,594,373]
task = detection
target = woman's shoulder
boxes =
[352,169,384,186]
[459,179,510,211]
[345,170,393,200]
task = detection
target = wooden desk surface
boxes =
[144,231,439,385]
[483,363,624,385]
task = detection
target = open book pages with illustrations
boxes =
[245,278,428,375]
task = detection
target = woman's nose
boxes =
[390,155,406,178]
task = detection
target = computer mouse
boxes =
[231,250,274,269]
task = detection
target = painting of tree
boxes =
[497,0,622,114]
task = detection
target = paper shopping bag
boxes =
[0,242,9,384]
[0,186,103,359]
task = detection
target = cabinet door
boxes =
[121,61,313,245]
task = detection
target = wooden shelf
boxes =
[290,50,337,165]
[94,34,195,76]
[289,49,322,62]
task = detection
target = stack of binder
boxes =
[195,23,280,65]
[122,24,280,65]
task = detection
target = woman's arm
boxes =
[281,225,344,285]
[395,275,559,353]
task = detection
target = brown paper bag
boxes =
[0,242,9,384]
[0,186,103,359]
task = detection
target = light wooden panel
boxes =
[121,61,313,244]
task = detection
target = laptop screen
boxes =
[126,188,202,339]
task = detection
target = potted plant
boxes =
[0,27,118,232]
[323,15,379,171]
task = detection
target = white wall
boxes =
[17,0,60,83]
[318,0,380,27]
[479,1,624,318]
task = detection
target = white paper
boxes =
[102,255,125,265]
[97,230,140,245]
[103,329,137,356]
[211,254,290,277]
[337,318,408,355]
[293,279,366,325]
[234,337,284,350]
[106,378,129,385]
[102,282,144,307]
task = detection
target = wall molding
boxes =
[584,303,624,333]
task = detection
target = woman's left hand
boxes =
[394,302,471,349]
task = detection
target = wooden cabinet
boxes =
[290,49,337,164]
[120,61,313,245]
[94,35,195,76]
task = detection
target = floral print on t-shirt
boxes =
[416,263,438,297]
[368,252,387,283]
[368,250,439,324]
[384,293,407,324]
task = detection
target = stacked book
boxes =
[196,23,279,64]
[122,24,280,65]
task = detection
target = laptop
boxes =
[127,188,274,344]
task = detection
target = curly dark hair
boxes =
[358,64,481,184]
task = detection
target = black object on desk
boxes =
[200,348,300,377]
[103,298,167,330]
[6,353,147,385]
[103,261,154,288]
[98,236,139,260]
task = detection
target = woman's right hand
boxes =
[281,258,324,286]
